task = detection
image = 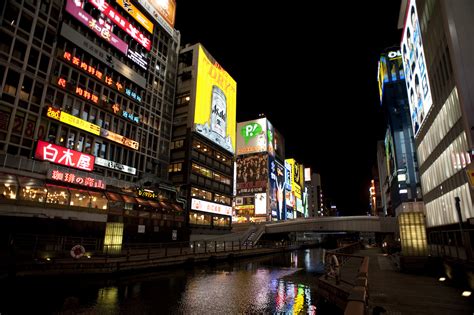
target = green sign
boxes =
[241,123,262,144]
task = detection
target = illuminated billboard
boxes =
[377,50,405,104]
[116,0,154,34]
[194,45,236,154]
[136,0,176,35]
[35,140,95,171]
[269,156,285,220]
[89,0,151,51]
[285,158,302,199]
[191,198,232,216]
[254,193,267,215]
[65,0,128,55]
[237,118,267,155]
[304,167,311,182]
[401,0,433,136]
[236,154,268,195]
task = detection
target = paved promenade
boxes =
[359,248,473,315]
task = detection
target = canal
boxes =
[0,248,342,314]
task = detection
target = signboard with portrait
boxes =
[236,154,268,195]
[269,156,286,220]
[401,0,433,136]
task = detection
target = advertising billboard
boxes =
[254,193,267,215]
[273,128,285,161]
[194,45,237,154]
[236,154,268,195]
[378,50,405,104]
[60,23,146,88]
[35,140,95,171]
[401,0,433,136]
[89,0,151,51]
[269,156,285,220]
[95,157,136,175]
[136,0,176,34]
[191,198,232,216]
[285,158,302,199]
[237,118,267,155]
[65,0,128,55]
[116,0,154,34]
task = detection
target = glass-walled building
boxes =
[0,0,185,246]
[170,43,236,238]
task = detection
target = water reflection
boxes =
[0,248,340,314]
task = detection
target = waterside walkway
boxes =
[321,247,473,314]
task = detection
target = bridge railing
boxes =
[428,228,474,262]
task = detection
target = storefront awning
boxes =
[106,192,124,202]
[135,197,151,207]
[121,194,137,204]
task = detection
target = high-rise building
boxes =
[170,43,236,238]
[399,0,474,230]
[0,0,184,247]
[377,48,423,216]
[234,117,286,222]
[305,170,323,218]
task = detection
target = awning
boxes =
[106,192,124,202]
[171,203,184,212]
[135,197,151,206]
[159,201,173,211]
[148,200,160,208]
[121,194,137,204]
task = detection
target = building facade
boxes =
[170,43,236,238]
[234,117,286,222]
[0,0,185,248]
[400,0,474,230]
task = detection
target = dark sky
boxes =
[174,1,403,215]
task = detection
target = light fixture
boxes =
[439,277,446,282]
[462,291,471,297]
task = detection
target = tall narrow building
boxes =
[377,48,423,216]
[0,0,184,249]
[171,43,236,239]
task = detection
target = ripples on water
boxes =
[0,248,340,314]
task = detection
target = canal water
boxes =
[0,248,342,314]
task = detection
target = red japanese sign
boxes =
[48,168,106,189]
[89,0,151,51]
[35,140,95,171]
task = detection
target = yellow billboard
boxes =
[60,111,101,136]
[194,45,236,154]
[116,0,154,34]
[285,158,301,199]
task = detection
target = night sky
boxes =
[174,1,403,215]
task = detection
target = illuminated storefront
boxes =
[0,0,181,244]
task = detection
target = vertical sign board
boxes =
[401,0,433,136]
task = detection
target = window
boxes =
[191,187,212,200]
[189,211,211,226]
[46,185,69,205]
[90,191,108,209]
[168,162,182,173]
[69,188,91,208]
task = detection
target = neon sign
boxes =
[48,167,106,189]
[89,0,151,51]
[46,106,139,150]
[35,140,95,171]
[65,0,128,55]
[61,51,142,103]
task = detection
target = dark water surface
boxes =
[0,248,342,314]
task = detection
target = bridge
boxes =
[264,216,398,234]
[198,216,399,245]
